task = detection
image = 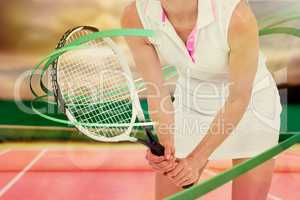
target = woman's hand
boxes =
[145,137,176,173]
[166,155,208,187]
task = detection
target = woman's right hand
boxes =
[145,141,177,173]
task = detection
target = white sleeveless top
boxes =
[136,0,282,159]
[136,0,269,84]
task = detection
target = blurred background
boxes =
[0,1,299,200]
[0,0,299,139]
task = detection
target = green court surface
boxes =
[0,99,299,142]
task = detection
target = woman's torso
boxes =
[136,0,282,128]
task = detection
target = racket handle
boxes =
[182,183,194,189]
[143,127,194,189]
[143,126,165,156]
[148,141,165,156]
[148,141,194,189]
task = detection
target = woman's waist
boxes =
[175,63,275,95]
[175,51,271,87]
[174,73,281,115]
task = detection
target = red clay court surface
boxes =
[0,144,299,200]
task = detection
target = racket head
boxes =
[51,26,141,142]
[51,26,99,112]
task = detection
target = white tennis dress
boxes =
[136,0,282,160]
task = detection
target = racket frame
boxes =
[51,26,162,148]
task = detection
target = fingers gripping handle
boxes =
[148,141,193,189]
[143,127,194,189]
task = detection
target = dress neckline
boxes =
[160,2,200,63]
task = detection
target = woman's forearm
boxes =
[188,96,250,160]
[147,87,175,142]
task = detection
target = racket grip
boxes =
[148,141,165,156]
[148,142,194,189]
[182,183,194,189]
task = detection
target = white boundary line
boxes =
[0,149,11,156]
[203,169,282,200]
[268,194,283,200]
[0,148,47,197]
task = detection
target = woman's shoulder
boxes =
[121,1,143,29]
[215,0,256,36]
[215,0,248,15]
[226,0,257,33]
[121,0,149,19]
[218,0,246,8]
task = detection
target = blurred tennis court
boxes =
[0,127,299,200]
[0,102,300,199]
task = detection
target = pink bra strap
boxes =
[186,27,197,63]
[161,6,197,63]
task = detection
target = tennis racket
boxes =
[51,26,193,188]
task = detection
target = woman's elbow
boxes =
[229,90,252,108]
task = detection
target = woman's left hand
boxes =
[166,155,208,187]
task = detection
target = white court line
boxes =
[0,149,11,156]
[203,169,282,200]
[268,194,283,200]
[0,149,47,198]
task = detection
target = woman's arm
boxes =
[121,3,176,170]
[167,1,259,187]
[189,1,259,159]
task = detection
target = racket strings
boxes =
[57,38,135,138]
[60,55,133,113]
[65,31,162,95]
[73,102,131,123]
